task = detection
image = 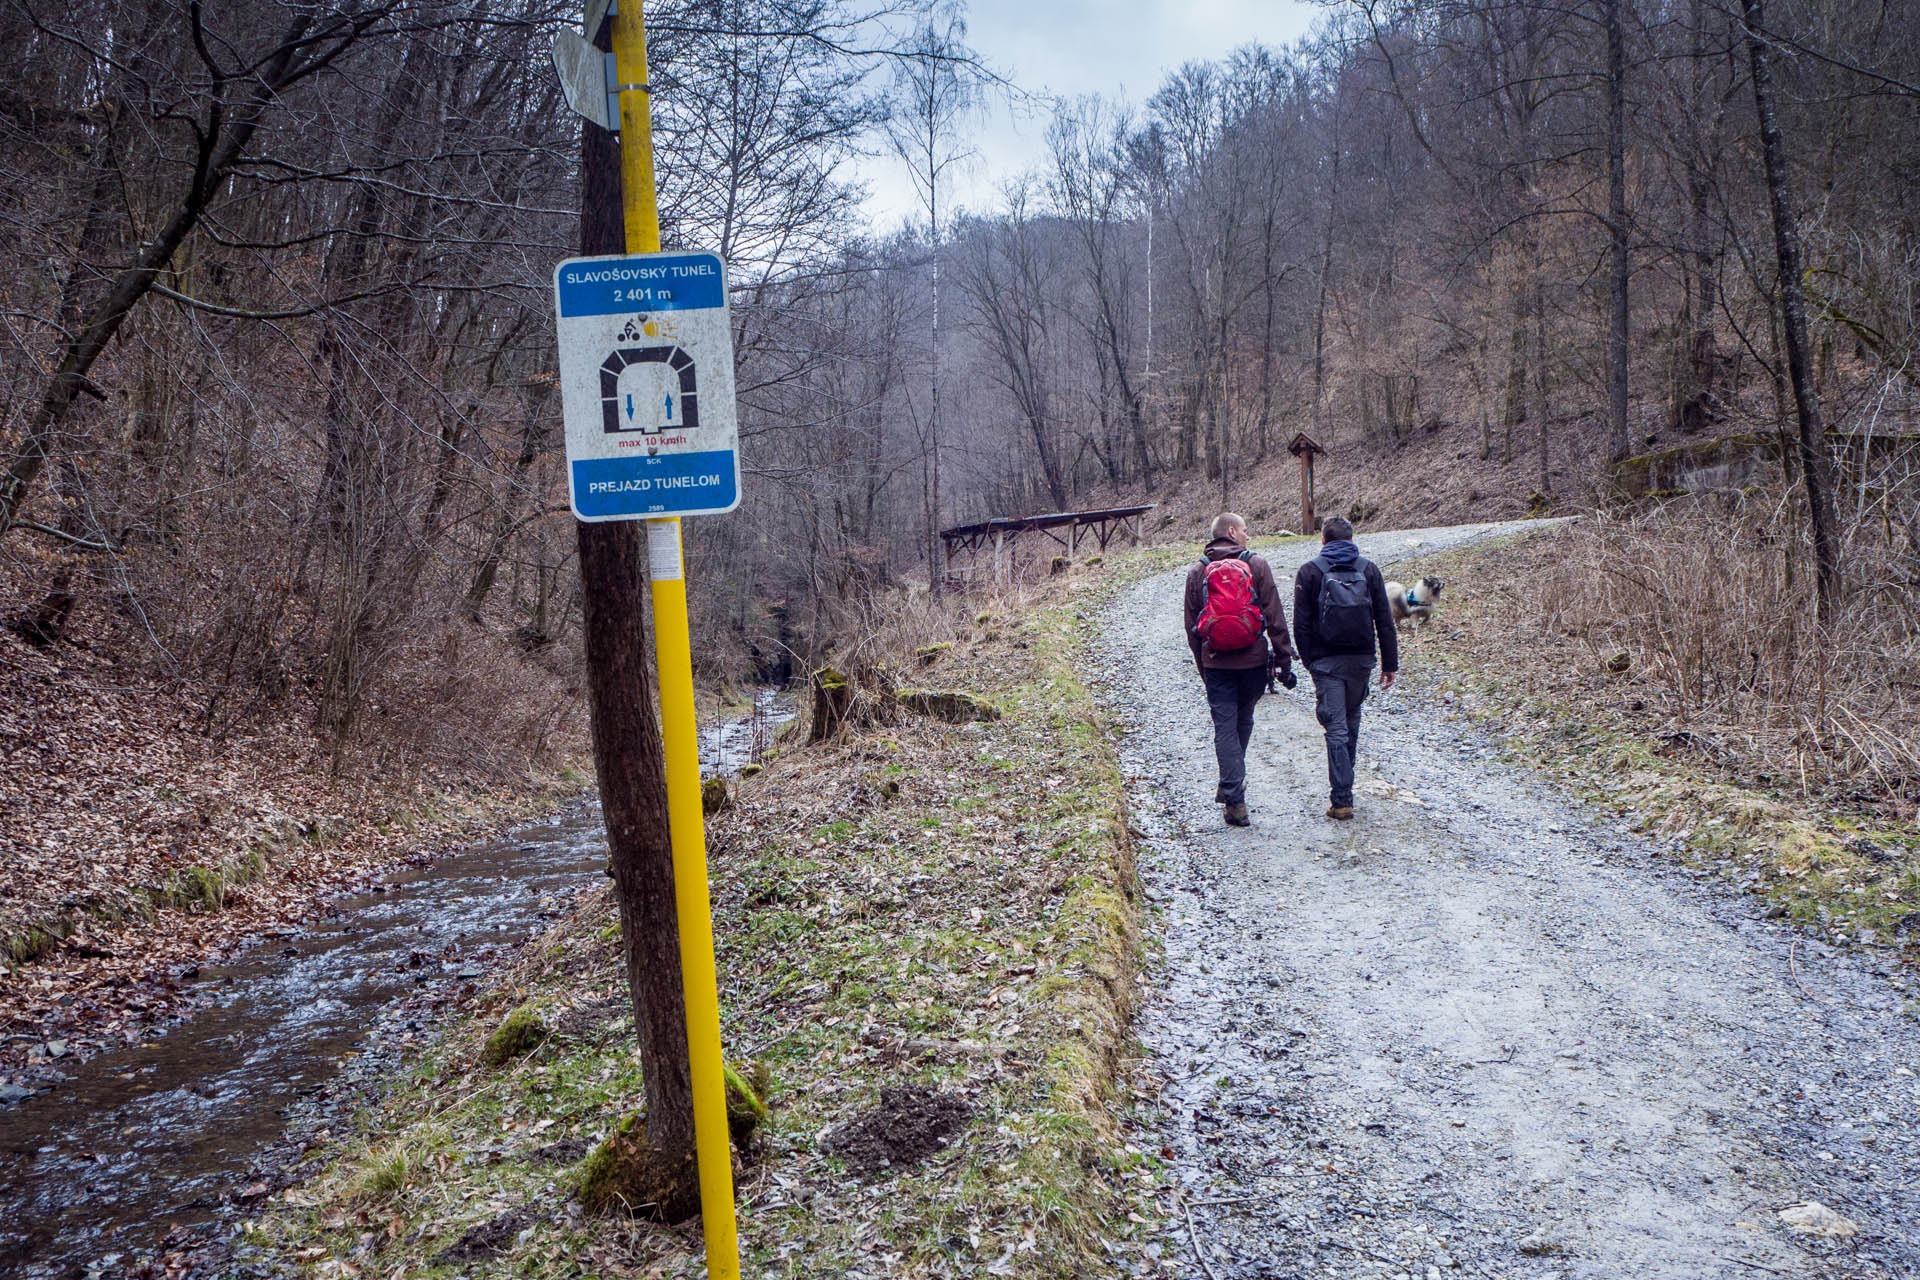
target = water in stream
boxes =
[0,695,791,1280]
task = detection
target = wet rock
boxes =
[1777,1200,1857,1237]
[44,1040,70,1059]
[529,1136,591,1165]
[895,688,1001,724]
[1847,836,1891,863]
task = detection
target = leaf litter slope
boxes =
[1097,522,1920,1280]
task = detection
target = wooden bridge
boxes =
[939,504,1156,585]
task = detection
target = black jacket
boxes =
[1292,542,1399,672]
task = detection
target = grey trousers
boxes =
[1309,654,1374,807]
[1201,665,1267,805]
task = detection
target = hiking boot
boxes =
[1225,803,1250,827]
[1326,805,1354,821]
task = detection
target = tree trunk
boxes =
[929,236,945,594]
[1312,140,1340,439]
[0,13,317,541]
[576,61,697,1212]
[1502,260,1528,462]
[1534,281,1551,493]
[1675,0,1724,434]
[1258,231,1276,463]
[313,46,424,533]
[1604,0,1632,464]
[466,380,554,617]
[1744,0,1842,621]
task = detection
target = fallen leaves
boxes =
[0,626,584,1082]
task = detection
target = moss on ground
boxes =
[576,1112,701,1221]
[481,1001,549,1067]
[723,1060,770,1148]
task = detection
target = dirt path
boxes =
[1097,523,1920,1280]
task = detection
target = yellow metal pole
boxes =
[609,4,741,1276]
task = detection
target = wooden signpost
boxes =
[1288,432,1326,533]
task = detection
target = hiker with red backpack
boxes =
[1184,512,1296,827]
[1291,516,1399,821]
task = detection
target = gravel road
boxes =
[1094,521,1920,1280]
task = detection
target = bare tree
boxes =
[1742,0,1841,620]
[885,1,983,588]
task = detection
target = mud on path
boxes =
[1096,523,1920,1280]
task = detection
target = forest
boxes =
[6,3,1920,1276]
[2,0,1917,793]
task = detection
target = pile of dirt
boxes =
[825,1084,973,1175]
[433,1203,540,1264]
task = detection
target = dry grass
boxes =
[1530,505,1920,814]
[1413,512,1920,952]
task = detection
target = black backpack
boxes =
[1313,555,1374,651]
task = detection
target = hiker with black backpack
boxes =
[1292,517,1399,821]
[1184,512,1296,828]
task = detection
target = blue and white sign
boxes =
[553,251,740,520]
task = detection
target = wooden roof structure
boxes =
[939,504,1157,556]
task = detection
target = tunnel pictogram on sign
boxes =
[601,345,699,433]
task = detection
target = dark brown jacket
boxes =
[1183,539,1295,671]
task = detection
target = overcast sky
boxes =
[855,0,1323,231]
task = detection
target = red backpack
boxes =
[1197,553,1265,651]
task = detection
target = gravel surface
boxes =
[1096,522,1920,1280]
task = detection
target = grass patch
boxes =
[350,1125,451,1203]
[242,569,1164,1277]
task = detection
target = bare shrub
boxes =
[1540,497,1920,812]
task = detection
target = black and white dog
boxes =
[1385,575,1445,627]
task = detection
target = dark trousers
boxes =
[1309,654,1374,807]
[1202,665,1267,805]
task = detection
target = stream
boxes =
[0,692,791,1280]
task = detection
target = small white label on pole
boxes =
[646,522,684,582]
[553,250,741,521]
